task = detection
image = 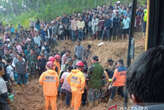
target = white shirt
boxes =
[12,57,18,67]
[6,65,14,80]
[91,18,99,27]
[0,77,8,95]
[33,36,41,47]
[61,72,71,91]
[122,17,131,29]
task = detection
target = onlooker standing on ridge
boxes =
[102,15,112,40]
[77,18,85,40]
[71,17,77,41]
[122,15,131,39]
[91,16,99,39]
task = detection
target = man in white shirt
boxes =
[91,16,99,36]
[33,32,42,47]
[122,16,131,39]
[6,59,14,81]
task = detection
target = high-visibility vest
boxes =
[144,9,148,22]
[39,70,59,96]
[67,69,85,93]
[112,67,127,87]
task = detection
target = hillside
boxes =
[11,32,145,110]
[55,32,145,66]
[0,0,146,27]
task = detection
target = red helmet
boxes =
[76,61,84,67]
[48,56,55,62]
[46,61,54,69]
[54,54,61,60]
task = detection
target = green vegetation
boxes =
[0,0,146,28]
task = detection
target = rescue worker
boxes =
[108,59,127,104]
[48,56,55,63]
[54,54,61,76]
[87,56,105,107]
[48,56,58,73]
[67,61,85,110]
[39,61,59,110]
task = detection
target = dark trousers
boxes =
[0,103,10,110]
[110,86,124,100]
[78,30,84,40]
[102,28,111,40]
[17,74,26,85]
[61,89,72,106]
[71,30,76,41]
[82,89,87,106]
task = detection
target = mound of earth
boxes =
[11,33,145,110]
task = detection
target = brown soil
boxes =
[11,32,145,110]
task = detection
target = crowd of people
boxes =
[0,35,128,110]
[0,1,149,110]
[0,2,147,43]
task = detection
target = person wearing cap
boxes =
[108,59,127,104]
[87,56,104,107]
[67,61,85,110]
[0,64,11,110]
[39,61,59,110]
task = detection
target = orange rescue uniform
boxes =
[112,67,127,87]
[39,70,59,110]
[54,60,61,76]
[67,69,85,110]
